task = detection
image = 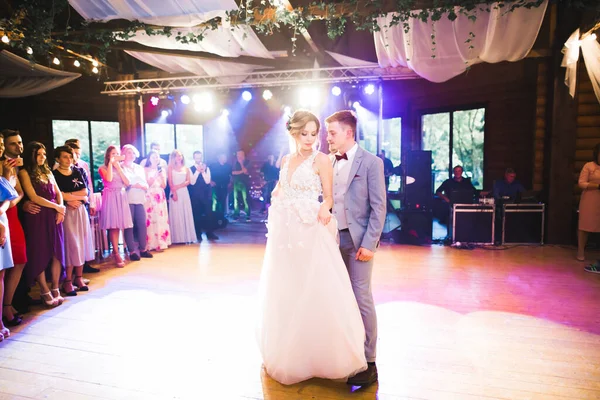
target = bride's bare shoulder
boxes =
[314,152,332,165]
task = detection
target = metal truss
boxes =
[102,66,417,96]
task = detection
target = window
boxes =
[52,120,120,191]
[421,108,485,191]
[144,123,204,165]
[358,116,402,192]
[52,120,91,164]
[381,118,401,192]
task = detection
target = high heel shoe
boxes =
[61,280,78,297]
[2,304,22,326]
[50,289,64,306]
[114,253,125,268]
[0,326,10,339]
[74,276,89,292]
[40,292,59,308]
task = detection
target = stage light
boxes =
[263,89,273,101]
[1,35,9,44]
[242,90,252,101]
[331,86,342,96]
[298,87,321,107]
[364,84,375,95]
[193,92,214,112]
[92,66,99,74]
[283,106,292,115]
[161,110,170,118]
[352,101,360,109]
[53,57,60,65]
[73,60,81,67]
[26,47,33,55]
[180,94,191,105]
[150,96,159,106]
[221,109,230,117]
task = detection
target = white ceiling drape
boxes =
[374,1,548,83]
[0,51,81,98]
[562,29,600,105]
[68,0,274,77]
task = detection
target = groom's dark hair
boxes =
[325,111,357,134]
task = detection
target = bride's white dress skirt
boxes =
[257,196,367,385]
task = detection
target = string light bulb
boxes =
[73,60,81,67]
[92,60,99,67]
[26,47,33,55]
[53,57,60,65]
[1,35,9,44]
[92,66,99,74]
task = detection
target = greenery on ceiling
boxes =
[0,0,597,71]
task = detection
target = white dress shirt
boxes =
[332,143,358,230]
[190,164,211,185]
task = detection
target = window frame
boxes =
[418,104,487,191]
[51,118,121,192]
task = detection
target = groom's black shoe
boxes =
[347,362,378,386]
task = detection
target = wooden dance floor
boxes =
[2,222,600,400]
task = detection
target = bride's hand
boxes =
[317,206,331,226]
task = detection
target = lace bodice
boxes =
[279,152,322,202]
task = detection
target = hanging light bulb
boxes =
[92,66,99,74]
[26,47,33,55]
[73,60,81,67]
[92,60,99,67]
[53,57,60,65]
[1,35,9,44]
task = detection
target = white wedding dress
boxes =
[257,151,367,385]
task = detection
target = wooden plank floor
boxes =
[2,221,600,400]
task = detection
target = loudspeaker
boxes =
[405,150,432,210]
[398,209,432,244]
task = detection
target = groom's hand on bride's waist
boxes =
[356,247,374,262]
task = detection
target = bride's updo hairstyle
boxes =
[286,110,321,138]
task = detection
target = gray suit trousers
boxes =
[339,229,377,362]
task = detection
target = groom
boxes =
[325,111,386,386]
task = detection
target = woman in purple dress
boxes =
[19,142,66,308]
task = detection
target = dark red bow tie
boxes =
[335,153,348,161]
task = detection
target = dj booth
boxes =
[452,201,545,245]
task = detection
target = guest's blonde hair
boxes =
[169,149,185,167]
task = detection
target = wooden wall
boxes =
[574,64,600,202]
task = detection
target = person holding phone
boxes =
[0,130,27,326]
[98,146,133,267]
[144,150,170,251]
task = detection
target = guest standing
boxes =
[121,144,152,261]
[168,150,197,244]
[577,144,600,261]
[0,157,19,339]
[0,131,26,326]
[210,153,232,215]
[53,146,94,296]
[98,146,133,267]
[232,150,251,221]
[144,150,171,251]
[189,151,218,241]
[19,142,65,307]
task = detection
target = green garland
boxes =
[0,0,597,69]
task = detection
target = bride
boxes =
[257,110,367,385]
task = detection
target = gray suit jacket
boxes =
[334,146,387,252]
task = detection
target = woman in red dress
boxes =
[1,133,27,326]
